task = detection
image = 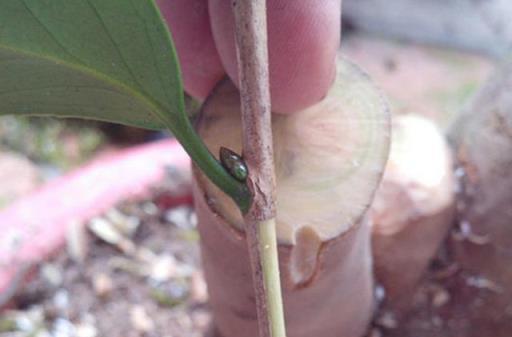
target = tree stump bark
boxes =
[449,61,512,324]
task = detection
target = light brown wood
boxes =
[371,115,456,312]
[193,179,373,337]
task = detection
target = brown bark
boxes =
[231,1,282,336]
[449,62,512,321]
[371,115,456,312]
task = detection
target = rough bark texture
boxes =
[371,115,456,313]
[343,0,512,57]
[449,62,512,324]
[193,180,373,337]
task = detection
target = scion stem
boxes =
[171,113,252,213]
[232,1,287,337]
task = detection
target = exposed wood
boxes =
[193,57,390,337]
[371,115,456,313]
[193,180,374,337]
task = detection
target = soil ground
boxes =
[2,195,511,337]
[1,198,211,337]
[373,241,512,337]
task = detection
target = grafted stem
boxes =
[232,1,287,337]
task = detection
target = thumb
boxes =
[209,0,342,114]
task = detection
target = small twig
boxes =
[232,1,287,337]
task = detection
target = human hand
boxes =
[157,0,342,114]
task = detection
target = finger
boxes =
[157,0,225,100]
[209,0,341,114]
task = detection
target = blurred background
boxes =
[0,1,511,337]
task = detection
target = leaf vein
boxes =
[85,0,146,95]
[0,85,130,98]
[133,0,169,110]
[19,0,83,65]
[84,0,172,131]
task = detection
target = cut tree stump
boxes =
[194,183,373,337]
[371,115,456,313]
[193,58,390,337]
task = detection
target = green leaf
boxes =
[0,0,180,129]
[0,0,251,212]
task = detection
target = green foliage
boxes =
[0,0,180,129]
[0,0,251,211]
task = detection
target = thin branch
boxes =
[232,1,287,337]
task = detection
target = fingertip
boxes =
[209,0,341,113]
[157,0,225,100]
